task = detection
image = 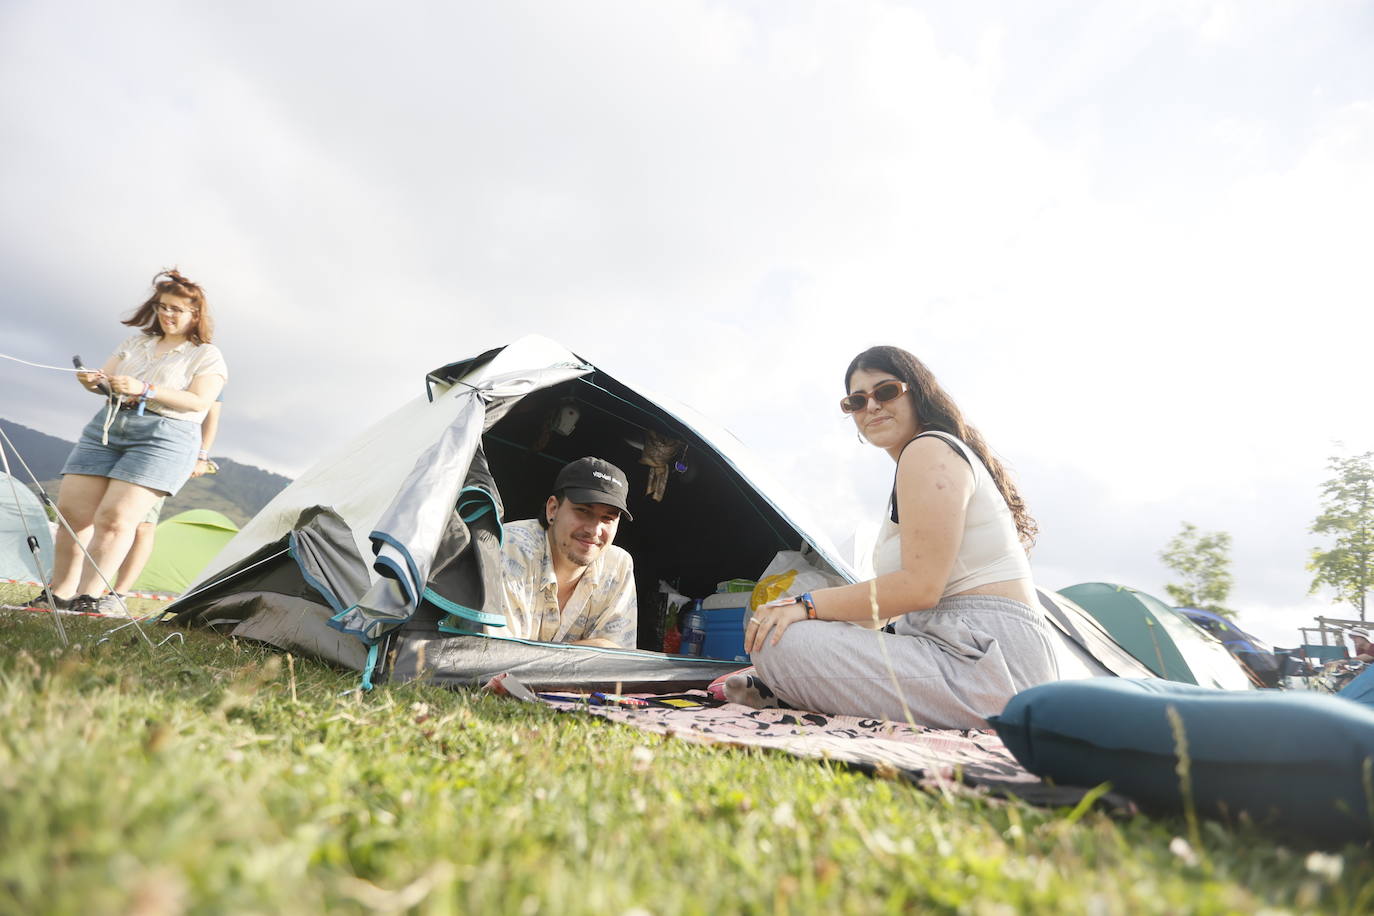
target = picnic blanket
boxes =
[489,676,1117,808]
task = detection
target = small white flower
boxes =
[1305,851,1344,882]
[1169,836,1199,867]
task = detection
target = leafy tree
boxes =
[1159,522,1235,617]
[1309,451,1374,622]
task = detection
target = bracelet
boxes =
[136,381,151,416]
[197,450,210,460]
[796,592,817,619]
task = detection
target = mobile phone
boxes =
[73,355,111,395]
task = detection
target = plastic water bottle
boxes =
[680,601,706,657]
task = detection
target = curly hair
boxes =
[122,268,214,344]
[845,345,1037,549]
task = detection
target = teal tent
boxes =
[132,509,239,595]
[1059,582,1251,690]
[1,472,52,584]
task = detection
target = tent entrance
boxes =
[479,373,807,645]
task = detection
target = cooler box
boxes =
[701,592,751,661]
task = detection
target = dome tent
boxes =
[132,509,239,595]
[166,335,837,690]
[1059,582,1251,690]
[0,471,53,584]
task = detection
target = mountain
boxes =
[0,419,290,528]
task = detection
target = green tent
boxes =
[132,509,239,596]
[1058,582,1251,690]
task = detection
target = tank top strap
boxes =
[890,431,976,523]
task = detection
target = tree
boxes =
[1309,451,1374,622]
[1159,522,1235,617]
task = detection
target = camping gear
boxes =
[0,471,53,584]
[679,601,706,657]
[131,509,239,595]
[990,678,1374,844]
[1302,643,1348,664]
[1059,583,1251,689]
[699,592,749,660]
[1176,606,1281,687]
[1338,663,1374,708]
[166,336,848,691]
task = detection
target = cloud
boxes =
[2,0,1372,647]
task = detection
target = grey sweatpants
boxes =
[751,595,1060,729]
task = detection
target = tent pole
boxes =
[0,426,156,647]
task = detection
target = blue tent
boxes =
[1176,607,1280,687]
[1,471,52,584]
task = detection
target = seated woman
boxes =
[745,345,1057,729]
[32,269,227,616]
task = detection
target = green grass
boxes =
[1,585,1371,915]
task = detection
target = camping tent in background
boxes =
[1176,606,1281,687]
[131,509,239,595]
[1059,583,1252,690]
[0,471,53,584]
[1037,589,1157,680]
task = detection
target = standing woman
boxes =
[744,346,1057,728]
[33,269,227,615]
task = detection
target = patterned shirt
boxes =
[110,334,228,422]
[495,519,637,647]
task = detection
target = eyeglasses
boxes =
[156,303,195,316]
[840,380,909,414]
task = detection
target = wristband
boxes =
[197,450,210,460]
[136,381,150,416]
[796,592,817,619]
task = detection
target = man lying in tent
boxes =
[495,456,637,649]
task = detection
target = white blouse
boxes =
[110,334,228,422]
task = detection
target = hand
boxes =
[107,375,143,397]
[77,370,105,390]
[745,597,807,654]
[190,459,210,478]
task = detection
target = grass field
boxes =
[2,583,1371,915]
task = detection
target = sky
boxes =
[2,0,1371,649]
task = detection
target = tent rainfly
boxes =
[1036,588,1157,680]
[132,509,239,595]
[168,336,1152,694]
[1059,582,1252,690]
[1,471,52,584]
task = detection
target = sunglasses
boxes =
[840,380,910,414]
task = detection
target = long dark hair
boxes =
[846,345,1037,548]
[122,268,213,344]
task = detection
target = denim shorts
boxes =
[62,409,200,496]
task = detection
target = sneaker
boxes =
[24,588,71,611]
[68,594,97,614]
[91,593,132,617]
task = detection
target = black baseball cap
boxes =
[554,456,633,520]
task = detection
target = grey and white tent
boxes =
[167,335,1152,693]
[1,471,53,584]
[168,335,851,690]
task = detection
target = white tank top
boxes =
[871,431,1031,596]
